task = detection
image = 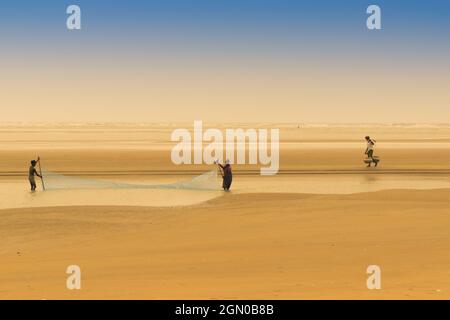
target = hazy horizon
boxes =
[1,121,450,126]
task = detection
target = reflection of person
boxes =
[215,159,233,191]
[29,158,42,191]
[365,136,377,167]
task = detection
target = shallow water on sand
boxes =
[233,173,450,195]
[0,179,222,210]
[0,173,449,210]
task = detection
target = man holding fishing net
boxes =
[29,157,44,191]
[215,159,233,191]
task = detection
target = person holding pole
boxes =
[29,157,43,191]
[214,159,233,191]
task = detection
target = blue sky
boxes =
[0,1,449,122]
[1,1,449,53]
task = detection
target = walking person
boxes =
[365,136,378,167]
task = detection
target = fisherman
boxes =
[215,159,233,191]
[29,157,42,191]
[365,136,377,167]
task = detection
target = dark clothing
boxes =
[366,149,379,167]
[223,175,232,190]
[219,164,233,190]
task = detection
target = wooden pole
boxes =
[37,156,45,191]
[217,164,224,178]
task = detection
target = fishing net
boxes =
[41,170,220,191]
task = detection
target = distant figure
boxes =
[364,136,378,167]
[29,158,42,191]
[215,159,233,191]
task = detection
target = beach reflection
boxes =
[234,173,450,195]
[0,173,449,210]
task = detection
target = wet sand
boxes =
[1,173,450,209]
[0,123,449,299]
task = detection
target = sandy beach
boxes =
[1,123,450,299]
[2,0,449,306]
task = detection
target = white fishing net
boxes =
[41,170,220,191]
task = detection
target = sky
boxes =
[0,0,449,123]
